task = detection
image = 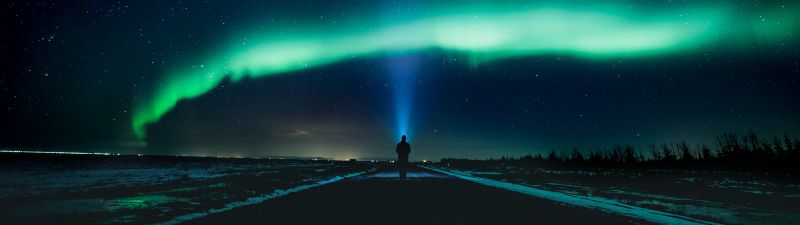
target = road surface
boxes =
[184,165,647,225]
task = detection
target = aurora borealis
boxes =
[133,4,743,139]
[3,0,800,159]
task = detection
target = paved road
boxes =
[186,166,647,225]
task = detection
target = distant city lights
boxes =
[0,150,112,155]
[0,150,391,162]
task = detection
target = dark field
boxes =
[0,154,372,224]
[2,153,799,225]
[185,165,645,225]
[431,162,800,225]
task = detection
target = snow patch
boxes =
[423,166,719,225]
[368,171,449,178]
[151,171,364,225]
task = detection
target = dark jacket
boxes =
[396,141,410,159]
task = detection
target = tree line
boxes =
[441,131,800,171]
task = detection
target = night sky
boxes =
[2,0,799,160]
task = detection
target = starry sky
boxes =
[2,0,799,160]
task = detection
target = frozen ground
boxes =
[424,166,715,225]
[429,164,800,225]
[4,153,798,225]
[184,165,648,225]
[0,154,373,224]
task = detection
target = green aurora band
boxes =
[132,4,797,140]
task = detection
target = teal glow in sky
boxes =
[132,3,796,139]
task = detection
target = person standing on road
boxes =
[396,135,411,180]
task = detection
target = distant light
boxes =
[0,150,111,156]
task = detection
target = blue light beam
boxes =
[388,55,419,140]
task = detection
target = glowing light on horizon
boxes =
[0,150,112,155]
[131,4,798,139]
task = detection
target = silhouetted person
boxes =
[396,135,411,180]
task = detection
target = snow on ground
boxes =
[0,157,373,224]
[0,163,280,198]
[423,166,719,225]
[427,164,800,225]
[368,171,449,179]
[154,172,365,225]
